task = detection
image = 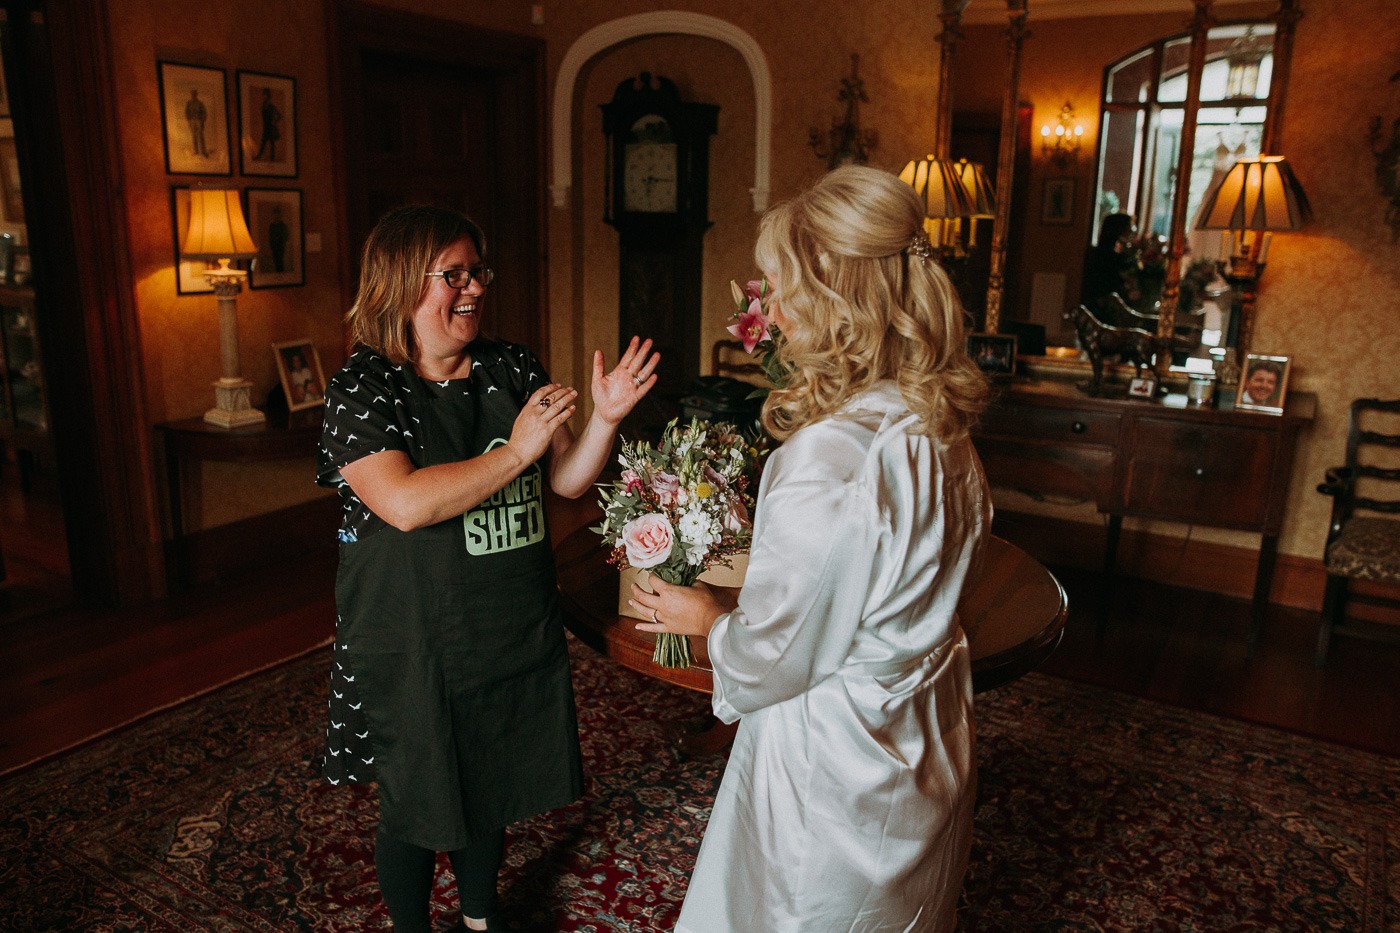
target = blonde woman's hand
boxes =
[630,577,725,638]
[592,337,660,426]
[507,383,577,465]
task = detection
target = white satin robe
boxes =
[676,383,991,933]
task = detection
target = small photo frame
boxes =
[1128,375,1158,398]
[273,339,326,411]
[968,333,1018,376]
[236,70,297,178]
[169,186,214,295]
[245,187,304,288]
[1042,177,1075,226]
[157,61,231,175]
[1236,353,1291,414]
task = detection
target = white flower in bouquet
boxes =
[593,417,758,668]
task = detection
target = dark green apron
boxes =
[330,353,583,851]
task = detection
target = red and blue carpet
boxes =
[1,636,1395,931]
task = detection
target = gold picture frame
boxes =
[273,338,326,411]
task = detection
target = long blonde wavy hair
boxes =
[755,165,988,442]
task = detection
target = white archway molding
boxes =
[550,11,771,212]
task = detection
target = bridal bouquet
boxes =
[594,417,756,668]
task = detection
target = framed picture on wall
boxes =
[157,61,231,175]
[273,339,326,411]
[169,186,215,295]
[1041,177,1075,226]
[1235,353,1291,414]
[236,70,298,178]
[245,187,304,288]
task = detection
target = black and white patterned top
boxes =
[315,340,550,543]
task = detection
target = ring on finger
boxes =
[650,608,658,623]
[538,397,551,409]
[633,374,644,386]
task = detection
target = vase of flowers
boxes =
[593,417,758,668]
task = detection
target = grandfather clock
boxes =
[601,73,718,399]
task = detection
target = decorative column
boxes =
[1155,0,1213,377]
[983,0,1029,336]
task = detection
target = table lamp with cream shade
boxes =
[1194,155,1311,379]
[180,188,264,428]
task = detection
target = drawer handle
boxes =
[1071,420,1087,434]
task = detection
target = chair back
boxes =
[1344,398,1400,516]
[711,339,767,384]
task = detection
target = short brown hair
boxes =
[346,205,486,364]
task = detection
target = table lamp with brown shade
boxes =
[180,188,264,428]
[1194,155,1311,382]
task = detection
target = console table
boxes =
[973,378,1316,651]
[155,414,323,590]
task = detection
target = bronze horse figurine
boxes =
[1062,304,1160,392]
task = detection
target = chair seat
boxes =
[1326,516,1400,584]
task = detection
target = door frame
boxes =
[328,1,549,358]
[3,0,162,605]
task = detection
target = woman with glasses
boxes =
[630,166,990,933]
[316,205,658,932]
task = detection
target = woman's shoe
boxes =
[456,914,511,932]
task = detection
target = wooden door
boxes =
[337,5,545,354]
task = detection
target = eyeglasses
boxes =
[424,266,495,289]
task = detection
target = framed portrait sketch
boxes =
[245,187,304,288]
[1041,177,1075,226]
[968,333,1018,376]
[1236,353,1291,414]
[158,61,231,175]
[273,339,326,411]
[169,186,215,295]
[237,70,297,177]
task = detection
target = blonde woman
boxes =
[632,165,991,932]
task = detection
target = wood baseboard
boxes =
[171,497,340,590]
[993,510,1400,625]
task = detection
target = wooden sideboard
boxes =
[972,378,1316,651]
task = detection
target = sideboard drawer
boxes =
[1122,417,1278,528]
[977,405,1122,447]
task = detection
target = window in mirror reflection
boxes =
[1093,23,1277,250]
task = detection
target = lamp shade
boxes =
[952,158,997,218]
[1194,156,1311,231]
[181,188,258,260]
[899,154,975,219]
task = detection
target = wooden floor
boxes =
[2,489,1397,777]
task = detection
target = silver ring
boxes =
[633,375,644,386]
[538,397,550,409]
[650,608,658,623]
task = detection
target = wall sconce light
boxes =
[1369,66,1400,242]
[1040,101,1084,169]
[1195,155,1310,378]
[809,53,878,170]
[179,188,264,428]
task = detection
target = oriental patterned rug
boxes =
[1,636,1395,932]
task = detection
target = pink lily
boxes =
[726,300,771,354]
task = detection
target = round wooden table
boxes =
[555,527,1068,752]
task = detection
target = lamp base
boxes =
[204,378,266,428]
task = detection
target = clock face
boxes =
[623,141,678,213]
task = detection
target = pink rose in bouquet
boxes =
[651,471,681,506]
[622,513,674,569]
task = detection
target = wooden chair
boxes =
[1315,397,1400,665]
[711,338,766,383]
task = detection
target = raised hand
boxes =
[508,383,578,464]
[592,337,660,426]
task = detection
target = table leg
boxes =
[665,714,737,758]
[1247,534,1279,657]
[164,446,187,594]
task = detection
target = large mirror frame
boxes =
[975,0,1300,386]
